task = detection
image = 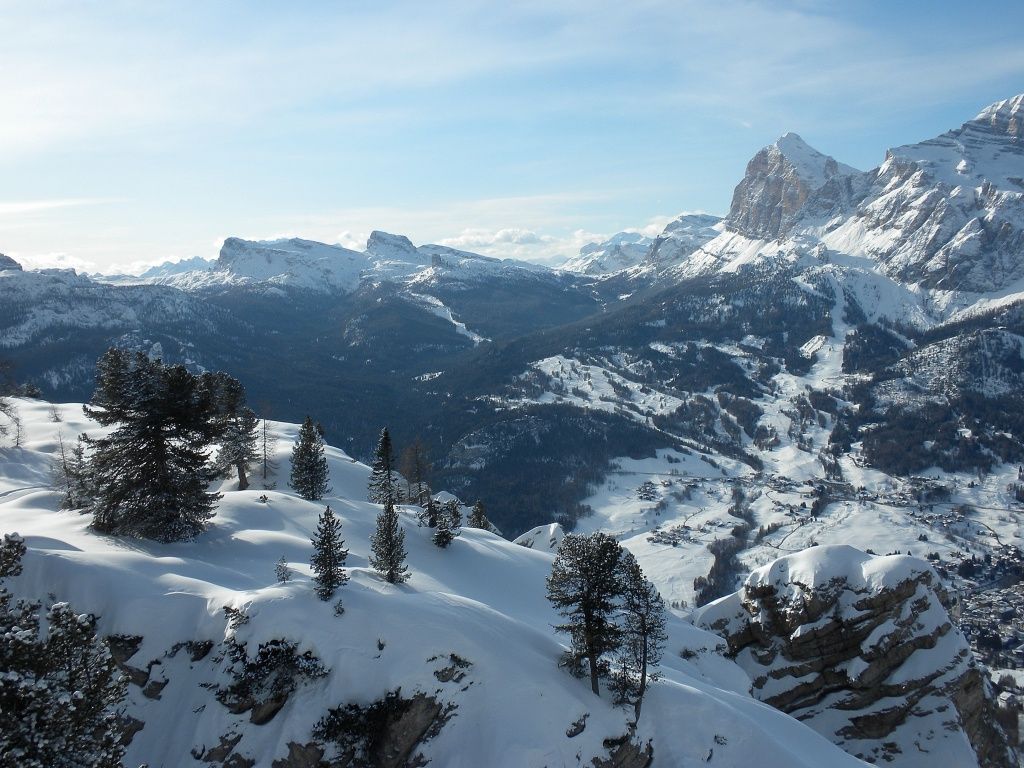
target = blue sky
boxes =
[2,0,1023,272]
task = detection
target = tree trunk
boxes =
[237,461,249,491]
[634,635,649,723]
[585,610,601,696]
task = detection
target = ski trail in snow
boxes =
[406,292,489,345]
[0,484,47,501]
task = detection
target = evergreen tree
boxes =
[275,556,292,583]
[367,427,397,504]
[218,405,258,490]
[212,377,259,491]
[369,499,409,584]
[611,553,667,723]
[0,534,128,767]
[83,348,230,541]
[399,438,431,506]
[432,513,454,548]
[418,493,439,528]
[52,432,94,511]
[444,498,463,529]
[432,500,462,549]
[468,499,490,529]
[310,506,349,600]
[546,532,626,696]
[289,416,330,501]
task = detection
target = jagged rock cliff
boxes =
[695,545,1014,768]
[726,133,858,240]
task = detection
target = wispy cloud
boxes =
[0,198,122,216]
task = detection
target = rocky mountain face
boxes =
[696,546,1014,768]
[808,95,1024,294]
[725,132,858,240]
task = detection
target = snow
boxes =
[518,355,685,426]
[561,231,654,275]
[774,132,860,187]
[405,292,488,345]
[0,398,866,768]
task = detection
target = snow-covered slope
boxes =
[0,398,868,768]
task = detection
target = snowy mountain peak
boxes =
[214,236,368,292]
[772,132,859,187]
[973,92,1024,139]
[726,134,857,239]
[0,253,23,272]
[888,93,1024,191]
[136,256,213,279]
[365,230,425,263]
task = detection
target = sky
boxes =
[2,0,1023,273]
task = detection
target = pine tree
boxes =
[611,553,667,723]
[289,416,330,501]
[275,556,292,583]
[468,499,490,529]
[418,493,439,528]
[432,499,462,548]
[213,377,259,491]
[310,506,349,600]
[0,533,127,767]
[367,427,397,504]
[432,500,462,549]
[83,348,230,541]
[444,498,462,529]
[370,499,409,584]
[51,432,94,511]
[546,532,626,696]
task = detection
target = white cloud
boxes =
[13,251,98,273]
[336,231,369,251]
[439,228,549,249]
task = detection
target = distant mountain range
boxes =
[3,93,1024,535]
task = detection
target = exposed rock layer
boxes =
[696,546,1014,768]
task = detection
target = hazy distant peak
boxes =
[136,256,213,279]
[0,253,23,272]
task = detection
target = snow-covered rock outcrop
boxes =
[513,522,566,552]
[696,545,1013,768]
